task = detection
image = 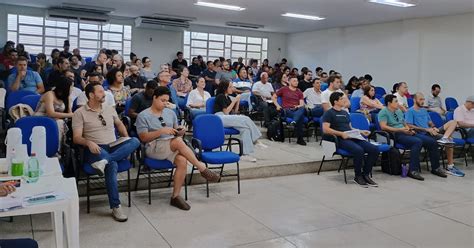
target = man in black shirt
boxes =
[188,57,202,82]
[128,80,158,121]
[46,57,70,91]
[201,61,217,96]
[298,70,313,92]
[322,91,379,187]
[125,65,147,91]
[59,40,72,59]
[172,51,188,72]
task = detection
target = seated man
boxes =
[76,72,115,107]
[124,65,147,95]
[72,82,140,222]
[252,72,276,126]
[273,76,307,146]
[136,86,220,210]
[128,80,158,121]
[454,96,474,140]
[379,94,447,181]
[322,92,379,187]
[321,76,348,112]
[7,56,44,94]
[406,93,463,176]
[303,77,324,118]
[426,84,446,116]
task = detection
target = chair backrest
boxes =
[407,98,414,108]
[15,116,59,157]
[72,98,78,112]
[428,112,445,128]
[277,96,283,106]
[350,97,361,113]
[446,111,454,121]
[6,91,39,111]
[445,97,458,111]
[374,86,386,97]
[350,113,370,131]
[378,96,385,106]
[373,113,382,131]
[205,97,216,114]
[124,98,133,115]
[321,83,328,91]
[193,114,225,150]
[84,57,92,64]
[20,94,41,111]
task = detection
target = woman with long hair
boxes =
[172,65,193,109]
[272,72,289,91]
[107,68,131,112]
[360,85,384,121]
[140,57,156,81]
[345,76,360,95]
[213,79,267,162]
[186,76,210,119]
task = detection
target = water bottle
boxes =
[28,153,40,183]
[401,163,408,178]
[10,149,24,177]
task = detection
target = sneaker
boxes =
[363,175,378,187]
[353,176,369,188]
[437,137,454,144]
[112,205,128,222]
[170,196,191,211]
[297,138,307,146]
[407,171,425,181]
[242,155,257,162]
[447,166,465,177]
[200,168,221,182]
[290,121,296,125]
[255,141,269,149]
[91,159,107,176]
[431,168,447,178]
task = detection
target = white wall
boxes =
[287,13,474,101]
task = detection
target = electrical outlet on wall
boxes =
[149,37,153,42]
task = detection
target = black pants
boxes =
[0,239,38,248]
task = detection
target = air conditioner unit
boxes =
[226,22,264,29]
[135,15,195,31]
[47,7,111,23]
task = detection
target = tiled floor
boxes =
[1,159,474,247]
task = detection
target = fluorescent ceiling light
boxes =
[194,1,245,11]
[282,13,325,21]
[368,0,416,8]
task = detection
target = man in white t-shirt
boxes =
[321,75,349,111]
[303,77,323,118]
[76,72,116,107]
[393,82,409,112]
[252,72,276,126]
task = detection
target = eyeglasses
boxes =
[98,114,106,126]
[158,117,166,127]
[393,112,401,122]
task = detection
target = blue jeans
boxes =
[0,239,38,248]
[190,109,206,120]
[394,132,440,172]
[284,107,306,138]
[338,139,379,176]
[177,96,187,110]
[85,137,140,208]
[309,106,324,118]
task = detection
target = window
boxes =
[183,31,268,65]
[7,14,132,58]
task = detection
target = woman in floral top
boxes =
[107,67,131,113]
[172,65,192,109]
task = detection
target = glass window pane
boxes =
[191,48,207,56]
[80,40,100,49]
[123,48,131,57]
[232,43,246,51]
[208,42,223,50]
[101,41,122,50]
[45,28,68,37]
[19,25,43,35]
[80,23,99,30]
[232,36,246,43]
[191,32,208,40]
[80,49,98,57]
[102,24,123,32]
[45,37,63,47]
[184,31,190,45]
[184,45,190,60]
[225,48,231,58]
[209,33,224,41]
[45,19,68,28]
[225,35,231,48]
[208,49,223,57]
[24,45,43,55]
[102,33,122,41]
[69,37,78,49]
[246,52,261,60]
[69,22,78,36]
[8,32,17,44]
[208,57,219,62]
[124,26,132,40]
[262,38,268,51]
[262,51,267,61]
[80,30,99,40]
[191,40,207,48]
[123,40,131,49]
[19,15,43,25]
[19,35,42,45]
[232,51,246,58]
[8,14,17,31]
[45,47,56,57]
[247,37,261,44]
[247,44,261,52]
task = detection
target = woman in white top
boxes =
[140,57,156,81]
[186,77,210,119]
[392,82,409,112]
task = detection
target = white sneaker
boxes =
[112,205,128,222]
[242,155,257,162]
[91,159,107,176]
[255,141,269,149]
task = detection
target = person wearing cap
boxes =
[454,96,474,140]
[60,40,72,59]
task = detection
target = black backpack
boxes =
[381,147,402,175]
[267,119,284,142]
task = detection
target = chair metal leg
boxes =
[237,162,240,194]
[184,174,188,201]
[206,163,209,198]
[148,169,151,205]
[343,158,348,184]
[167,168,174,187]
[127,170,131,208]
[135,164,142,191]
[317,156,325,175]
[86,176,90,214]
[338,158,344,173]
[188,166,195,185]
[218,164,224,183]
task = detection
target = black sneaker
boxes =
[407,171,424,181]
[297,138,307,146]
[363,175,378,187]
[431,168,447,178]
[353,176,369,188]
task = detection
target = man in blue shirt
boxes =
[7,56,44,94]
[405,93,463,177]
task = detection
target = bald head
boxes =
[260,72,268,83]
[413,92,425,107]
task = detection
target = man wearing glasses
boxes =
[378,94,447,181]
[72,82,140,222]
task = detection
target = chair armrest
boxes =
[228,137,243,156]
[191,138,203,160]
[322,133,340,148]
[372,131,391,144]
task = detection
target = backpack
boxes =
[381,147,402,175]
[267,119,284,142]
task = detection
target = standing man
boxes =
[172,51,188,72]
[59,40,72,59]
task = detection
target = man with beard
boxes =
[124,65,147,94]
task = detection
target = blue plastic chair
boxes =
[350,113,390,153]
[84,57,92,64]
[191,114,242,197]
[374,86,386,98]
[428,112,445,128]
[205,97,240,136]
[445,97,459,111]
[5,91,39,112]
[20,94,41,111]
[407,98,414,108]
[350,97,361,113]
[15,116,59,157]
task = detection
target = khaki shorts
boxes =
[145,139,178,163]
